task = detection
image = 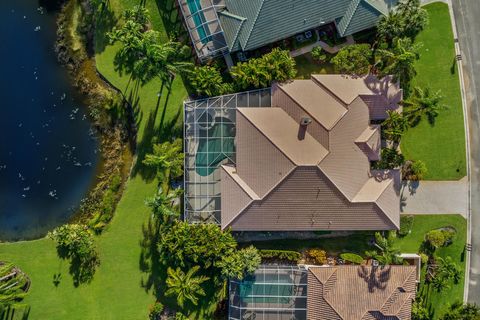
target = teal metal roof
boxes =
[220,0,394,52]
[337,0,389,36]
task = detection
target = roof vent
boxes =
[300,117,312,126]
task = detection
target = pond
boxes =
[0,0,100,240]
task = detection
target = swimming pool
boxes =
[186,0,212,44]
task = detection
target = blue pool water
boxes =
[187,0,212,44]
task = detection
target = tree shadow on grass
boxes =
[0,306,30,320]
[155,0,188,42]
[94,3,117,54]
[130,80,183,181]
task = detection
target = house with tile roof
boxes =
[177,0,397,61]
[221,74,403,231]
[228,264,417,320]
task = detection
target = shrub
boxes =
[306,249,327,265]
[425,229,455,249]
[340,253,364,265]
[149,302,164,320]
[230,48,296,90]
[398,215,414,237]
[419,253,429,265]
[311,46,327,63]
[404,160,427,181]
[259,250,301,262]
[331,43,372,75]
[189,65,231,97]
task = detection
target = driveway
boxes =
[400,178,468,217]
[451,0,480,304]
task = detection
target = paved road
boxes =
[400,178,468,217]
[451,0,480,304]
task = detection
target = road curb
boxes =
[445,0,473,303]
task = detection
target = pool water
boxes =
[187,0,212,44]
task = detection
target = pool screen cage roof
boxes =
[229,265,308,320]
[184,89,271,225]
[178,0,229,61]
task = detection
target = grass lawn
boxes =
[0,0,189,319]
[395,214,466,319]
[294,53,335,79]
[401,3,466,180]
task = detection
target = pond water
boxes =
[0,0,100,240]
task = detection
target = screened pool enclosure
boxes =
[229,265,308,320]
[184,89,271,224]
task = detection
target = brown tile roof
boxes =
[277,79,347,130]
[237,107,329,165]
[221,75,401,231]
[307,266,417,320]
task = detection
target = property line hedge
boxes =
[259,250,301,262]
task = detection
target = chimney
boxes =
[298,117,311,140]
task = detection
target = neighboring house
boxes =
[221,74,403,231]
[177,0,397,61]
[228,264,417,320]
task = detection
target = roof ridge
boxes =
[363,0,389,15]
[222,166,297,228]
[338,0,362,36]
[219,10,247,51]
[278,79,347,131]
[237,108,328,165]
[240,0,266,50]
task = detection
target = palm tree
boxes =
[145,188,183,224]
[143,139,184,191]
[402,87,446,125]
[370,232,403,265]
[0,263,28,313]
[437,257,461,284]
[377,12,406,44]
[165,266,209,308]
[377,37,422,87]
[382,110,408,143]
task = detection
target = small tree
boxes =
[165,266,209,308]
[311,46,327,63]
[374,148,405,169]
[382,110,408,143]
[412,297,430,320]
[403,160,427,181]
[189,65,231,97]
[149,302,164,320]
[441,302,480,320]
[0,263,29,313]
[331,44,372,75]
[425,230,446,249]
[230,48,296,90]
[143,139,184,191]
[376,37,422,90]
[217,246,261,280]
[48,224,100,285]
[403,87,446,126]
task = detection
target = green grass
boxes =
[401,3,466,180]
[395,214,466,319]
[294,53,335,79]
[0,0,189,318]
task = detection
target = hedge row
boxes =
[259,250,302,262]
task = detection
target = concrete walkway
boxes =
[290,34,355,57]
[400,177,468,217]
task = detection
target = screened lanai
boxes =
[177,0,228,61]
[184,89,271,224]
[229,265,308,320]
